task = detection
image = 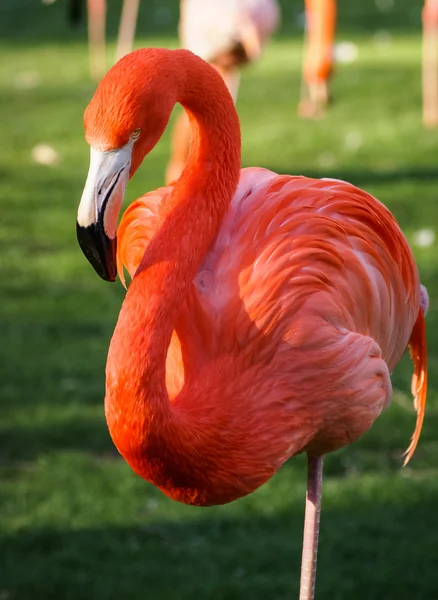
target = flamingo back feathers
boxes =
[203,170,419,367]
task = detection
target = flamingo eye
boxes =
[131,128,141,140]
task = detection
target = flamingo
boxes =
[299,0,337,118]
[76,48,428,600]
[166,0,280,183]
[422,0,438,127]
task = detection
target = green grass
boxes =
[1,1,438,598]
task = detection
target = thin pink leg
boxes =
[299,455,324,600]
[87,0,106,80]
[115,0,140,62]
[422,24,438,127]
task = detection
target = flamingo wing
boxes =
[197,169,418,364]
[116,184,172,287]
[192,167,426,457]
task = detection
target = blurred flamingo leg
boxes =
[87,0,106,80]
[299,0,337,119]
[115,0,141,62]
[422,0,438,128]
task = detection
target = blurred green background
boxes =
[1,0,438,598]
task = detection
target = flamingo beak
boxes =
[77,144,132,282]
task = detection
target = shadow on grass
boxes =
[0,418,115,466]
[1,483,438,600]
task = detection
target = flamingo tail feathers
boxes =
[403,305,428,466]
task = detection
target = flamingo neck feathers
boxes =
[105,51,241,503]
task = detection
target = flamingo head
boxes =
[76,49,178,281]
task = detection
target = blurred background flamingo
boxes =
[422,0,438,127]
[299,0,337,118]
[165,0,280,184]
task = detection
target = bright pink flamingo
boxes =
[166,0,280,183]
[423,0,438,127]
[76,48,428,600]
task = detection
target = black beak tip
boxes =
[76,222,117,282]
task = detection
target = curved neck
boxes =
[105,51,241,458]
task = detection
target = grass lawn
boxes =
[1,1,438,599]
